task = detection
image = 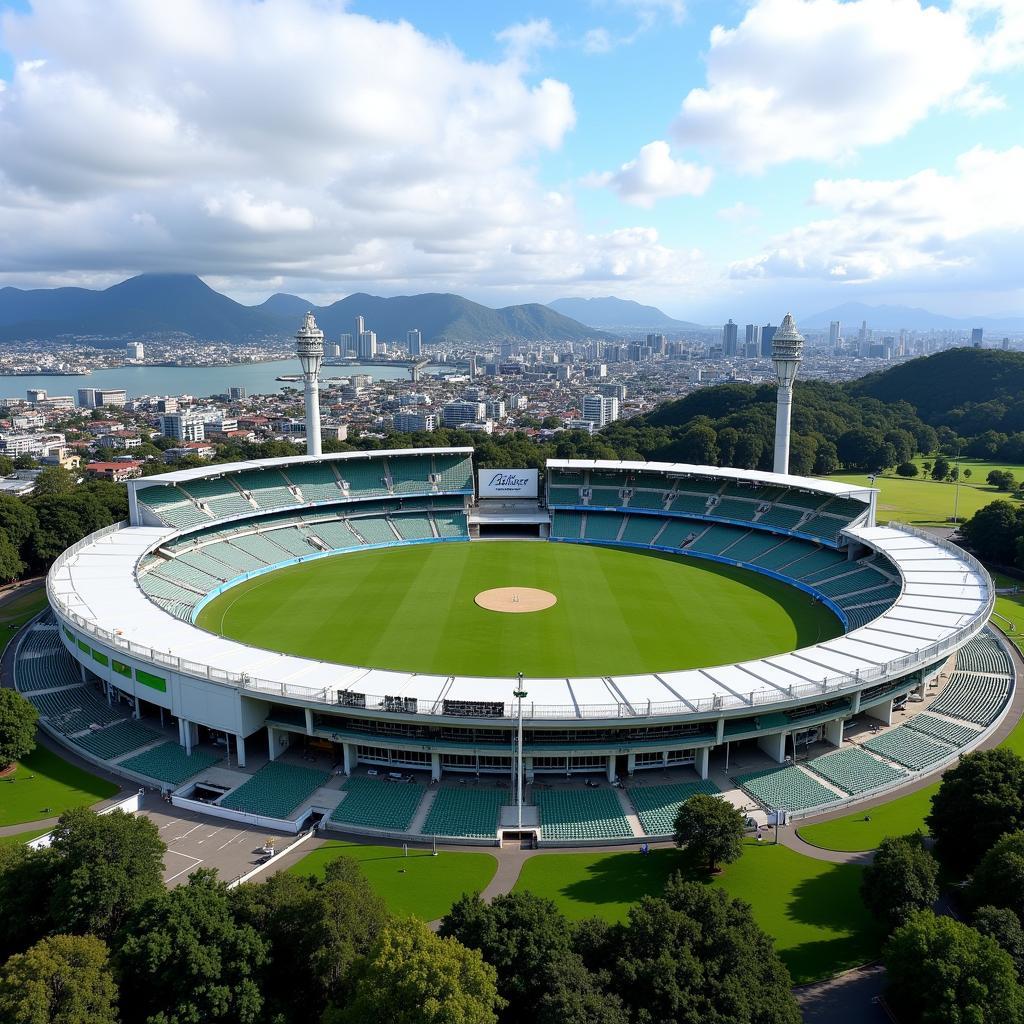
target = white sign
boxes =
[478,468,538,498]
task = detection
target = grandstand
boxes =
[905,713,981,747]
[736,765,838,812]
[805,746,906,795]
[422,785,506,838]
[863,726,951,771]
[219,761,330,819]
[627,778,719,835]
[120,741,222,785]
[957,630,1013,677]
[535,787,633,840]
[927,672,1010,726]
[71,719,161,761]
[329,775,426,832]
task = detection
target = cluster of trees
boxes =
[961,501,1024,567]
[856,749,1024,1022]
[0,795,802,1024]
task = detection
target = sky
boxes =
[0,0,1021,322]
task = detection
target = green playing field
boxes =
[196,541,840,677]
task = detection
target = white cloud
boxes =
[672,0,1016,171]
[495,18,557,64]
[717,201,760,222]
[587,141,713,206]
[582,28,614,55]
[730,146,1024,289]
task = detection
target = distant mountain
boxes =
[255,293,314,318]
[548,295,702,331]
[803,301,1024,333]
[0,274,604,344]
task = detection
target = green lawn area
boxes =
[0,586,49,655]
[197,541,839,677]
[0,826,52,847]
[827,462,1020,527]
[287,840,498,921]
[0,745,119,827]
[513,840,879,984]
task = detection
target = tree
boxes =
[989,469,1018,491]
[47,807,165,939]
[885,911,1024,1023]
[931,456,951,480]
[324,918,503,1024]
[0,454,13,476]
[672,793,745,873]
[975,905,1024,979]
[0,688,38,769]
[0,494,37,551]
[0,843,59,961]
[971,832,1024,920]
[965,468,973,480]
[928,749,1024,874]
[0,529,25,581]
[0,934,118,1024]
[118,868,267,1024]
[534,951,628,1024]
[31,466,76,498]
[860,833,939,932]
[961,501,1024,564]
[611,881,800,1024]
[896,462,919,477]
[440,891,574,1022]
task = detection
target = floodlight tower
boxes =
[771,312,805,475]
[295,311,324,457]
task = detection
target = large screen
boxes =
[478,468,539,499]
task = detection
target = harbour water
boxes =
[0,360,428,401]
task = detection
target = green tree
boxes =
[860,833,939,932]
[0,933,118,1024]
[0,844,59,960]
[885,911,1024,1024]
[534,951,627,1024]
[989,469,1018,491]
[975,905,1024,979]
[0,688,38,769]
[324,918,503,1024]
[672,793,745,873]
[961,501,1024,564]
[0,529,25,581]
[31,466,76,498]
[0,494,38,550]
[611,881,800,1024]
[971,832,1024,920]
[931,455,951,480]
[0,454,13,476]
[118,869,267,1024]
[47,807,165,939]
[896,461,920,477]
[440,891,574,1022]
[928,749,1024,874]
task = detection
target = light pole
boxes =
[952,442,963,525]
[514,673,527,828]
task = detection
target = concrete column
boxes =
[133,695,141,720]
[626,753,636,776]
[342,742,356,775]
[79,662,88,683]
[757,731,787,764]
[431,753,441,782]
[696,747,710,780]
[824,718,844,748]
[851,691,861,715]
[304,708,314,735]
[715,718,725,744]
[524,757,534,783]
[235,734,246,768]
[304,377,322,457]
[773,383,794,474]
[662,749,670,768]
[606,755,616,783]
[181,719,192,755]
[267,726,277,761]
[865,698,893,726]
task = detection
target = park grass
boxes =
[287,840,498,921]
[0,826,52,847]
[512,840,879,984]
[0,745,118,827]
[0,586,48,654]
[197,541,839,678]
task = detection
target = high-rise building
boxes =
[126,341,145,361]
[229,386,246,401]
[744,323,762,358]
[467,355,478,377]
[407,329,422,356]
[355,315,365,338]
[357,330,377,360]
[761,323,777,358]
[1004,337,1011,351]
[78,388,126,408]
[484,400,506,420]
[858,320,869,357]
[645,333,667,353]
[582,394,619,427]
[393,411,436,432]
[972,327,984,348]
[340,332,354,356]
[722,319,738,356]
[326,342,341,358]
[442,401,485,427]
[159,413,205,442]
[829,321,842,351]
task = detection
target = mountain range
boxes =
[802,301,1024,333]
[0,274,605,345]
[547,295,703,331]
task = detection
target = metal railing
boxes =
[45,519,994,722]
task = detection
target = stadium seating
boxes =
[654,520,700,549]
[137,485,213,529]
[308,520,362,549]
[669,493,712,515]
[686,524,744,555]
[722,531,786,563]
[863,726,951,770]
[588,486,622,507]
[815,566,889,598]
[179,478,254,518]
[755,505,806,530]
[805,746,906,795]
[735,765,838,811]
[619,516,666,546]
[548,486,581,505]
[432,454,474,492]
[349,516,399,545]
[928,672,1009,726]
[234,469,300,510]
[388,456,434,494]
[392,515,435,541]
[905,713,981,747]
[789,549,851,580]
[282,462,343,503]
[264,526,316,557]
[220,761,330,819]
[337,461,390,497]
[173,550,231,581]
[796,514,848,543]
[421,785,506,838]
[551,510,584,539]
[750,539,808,570]
[17,628,80,693]
[433,512,469,538]
[843,603,890,631]
[72,720,161,761]
[957,631,1012,677]
[712,498,761,523]
[119,741,221,785]
[150,557,224,593]
[201,541,266,574]
[536,787,632,840]
[28,685,125,734]
[329,775,426,831]
[583,512,624,542]
[627,489,668,510]
[627,779,719,835]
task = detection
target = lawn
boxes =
[0,744,119,827]
[0,586,49,655]
[512,840,879,984]
[287,840,498,921]
[197,541,839,677]
[0,826,52,847]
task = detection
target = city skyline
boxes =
[0,0,1021,322]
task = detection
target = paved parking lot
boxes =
[141,799,298,886]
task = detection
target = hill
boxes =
[0,275,603,344]
[803,301,1024,333]
[548,295,702,331]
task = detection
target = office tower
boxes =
[357,330,377,360]
[582,394,619,427]
[744,323,762,358]
[229,387,246,401]
[126,341,144,360]
[829,321,842,351]
[722,319,738,356]
[355,315,365,338]
[407,329,422,356]
[761,323,777,358]
[972,327,983,348]
[159,413,205,442]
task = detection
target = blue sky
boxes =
[0,0,1021,321]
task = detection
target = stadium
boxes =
[20,445,1007,847]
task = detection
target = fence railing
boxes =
[45,519,994,722]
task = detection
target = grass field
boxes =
[197,541,839,677]
[0,586,48,655]
[0,745,119,827]
[512,840,878,984]
[287,840,497,920]
[0,827,52,847]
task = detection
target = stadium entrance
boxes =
[470,468,549,538]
